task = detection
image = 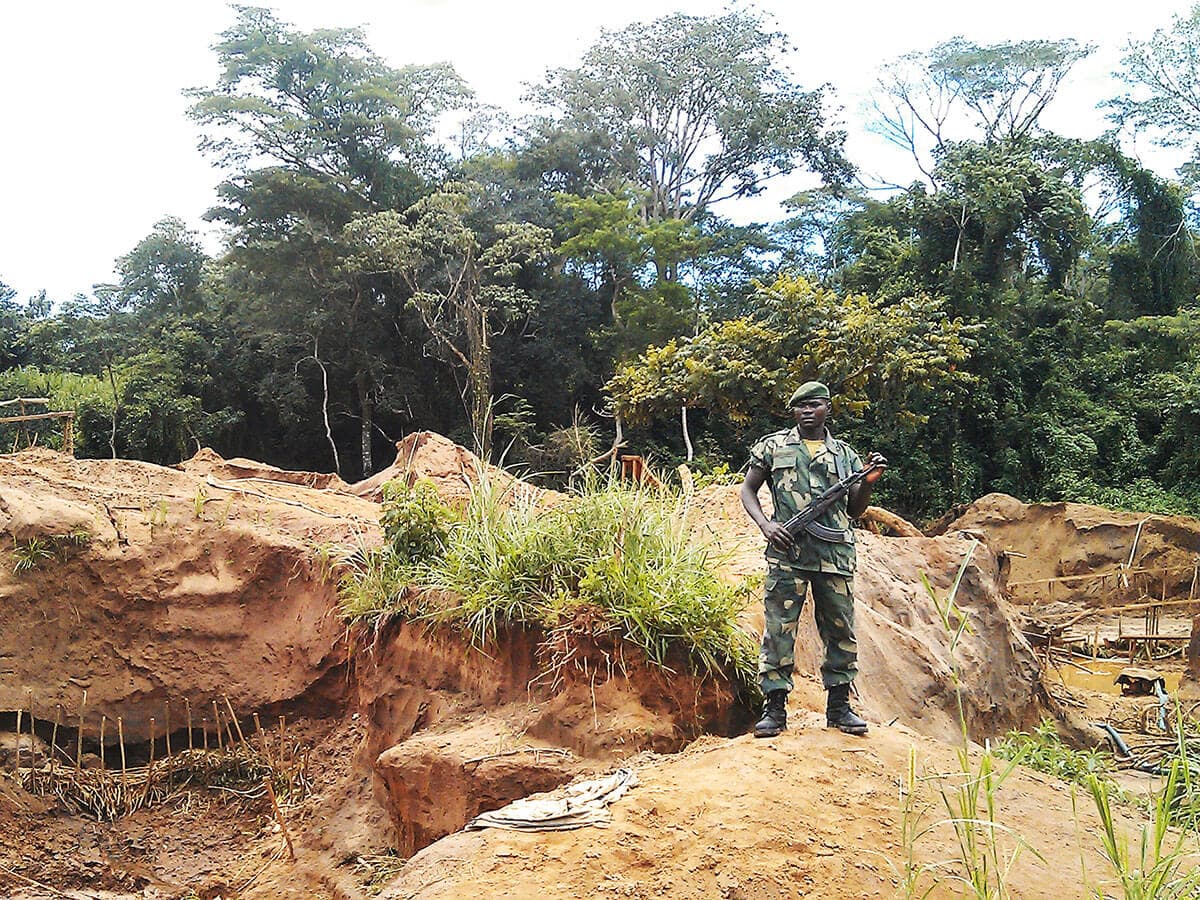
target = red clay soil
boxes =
[380,709,1156,900]
[3,440,1194,899]
[0,447,379,741]
[350,431,557,509]
[941,492,1200,607]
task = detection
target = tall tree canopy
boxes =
[525,10,853,223]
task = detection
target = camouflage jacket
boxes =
[748,427,864,575]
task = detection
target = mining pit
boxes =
[3,434,1199,898]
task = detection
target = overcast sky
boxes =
[0,0,1191,301]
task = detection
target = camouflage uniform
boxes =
[748,427,863,694]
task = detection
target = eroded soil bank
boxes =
[2,440,1193,898]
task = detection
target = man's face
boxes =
[792,398,830,431]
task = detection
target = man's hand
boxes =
[864,452,888,483]
[761,520,794,550]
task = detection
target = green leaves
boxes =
[527,10,851,222]
[608,275,976,429]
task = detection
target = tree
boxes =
[112,218,208,315]
[1107,5,1200,185]
[525,10,852,226]
[871,37,1092,188]
[188,6,471,476]
[608,276,976,455]
[344,182,553,456]
[189,6,467,207]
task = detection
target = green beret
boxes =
[788,381,831,407]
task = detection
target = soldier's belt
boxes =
[804,521,853,543]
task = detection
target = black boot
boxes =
[826,683,868,736]
[754,689,788,738]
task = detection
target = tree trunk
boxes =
[681,405,694,462]
[357,372,373,477]
[466,303,493,459]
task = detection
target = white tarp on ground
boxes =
[465,768,639,832]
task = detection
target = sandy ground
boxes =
[3,441,1200,898]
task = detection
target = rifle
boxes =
[780,460,882,544]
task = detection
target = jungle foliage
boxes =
[5,6,1200,520]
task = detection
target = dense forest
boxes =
[4,6,1200,521]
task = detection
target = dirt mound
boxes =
[0,439,1104,898]
[942,492,1200,606]
[351,431,557,507]
[0,448,380,741]
[694,483,1043,744]
[379,718,1152,900]
[180,446,353,492]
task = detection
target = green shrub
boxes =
[379,478,456,563]
[993,719,1116,785]
[340,472,756,688]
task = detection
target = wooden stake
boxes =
[201,717,209,752]
[164,702,172,757]
[253,713,272,767]
[27,694,36,790]
[223,696,247,747]
[213,702,225,752]
[147,717,156,796]
[185,699,193,751]
[263,778,296,860]
[98,716,106,773]
[117,717,128,802]
[50,705,62,773]
[76,690,87,772]
[13,709,22,775]
[165,702,174,789]
[278,716,289,776]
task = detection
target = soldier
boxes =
[739,381,885,737]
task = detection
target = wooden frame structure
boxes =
[0,397,74,455]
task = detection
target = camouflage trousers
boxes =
[758,561,858,693]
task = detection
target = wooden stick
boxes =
[213,702,225,753]
[117,717,128,795]
[263,778,296,860]
[278,716,288,775]
[165,702,174,789]
[185,699,193,751]
[98,716,106,773]
[252,713,272,767]
[76,690,87,772]
[201,717,209,752]
[27,694,36,790]
[1009,564,1197,588]
[13,709,22,775]
[50,705,62,773]
[146,716,156,800]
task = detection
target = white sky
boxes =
[0,0,1192,301]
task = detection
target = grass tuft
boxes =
[338,471,757,688]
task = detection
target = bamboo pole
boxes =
[213,702,224,753]
[50,705,62,773]
[263,778,296,860]
[117,717,128,795]
[13,709,22,775]
[223,696,247,747]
